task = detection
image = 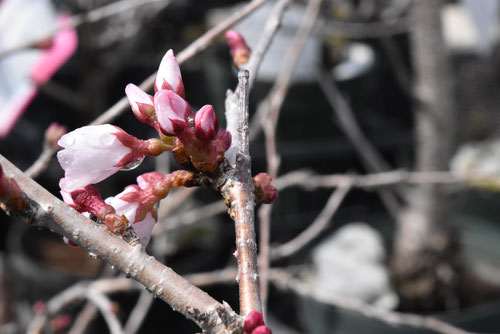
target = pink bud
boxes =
[44,122,67,150]
[70,185,115,218]
[253,173,278,204]
[225,30,251,68]
[194,105,218,142]
[125,84,157,129]
[155,49,185,98]
[244,311,265,333]
[252,326,272,334]
[154,90,192,136]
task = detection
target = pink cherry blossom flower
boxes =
[155,49,185,98]
[105,187,158,246]
[57,125,141,192]
[154,89,193,137]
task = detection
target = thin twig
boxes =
[28,278,140,334]
[123,290,154,334]
[255,0,324,310]
[91,0,271,126]
[24,146,55,179]
[87,289,124,334]
[1,155,242,333]
[270,181,352,260]
[315,67,402,218]
[270,269,477,334]
[221,70,261,316]
[68,303,99,334]
[244,0,292,90]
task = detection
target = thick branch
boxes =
[221,71,261,316]
[0,155,242,334]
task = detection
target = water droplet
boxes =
[88,252,97,259]
[110,265,115,270]
[120,157,144,171]
[153,202,160,210]
[99,133,115,147]
[125,272,131,279]
[62,135,75,146]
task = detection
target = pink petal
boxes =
[31,14,78,85]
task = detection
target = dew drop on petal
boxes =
[154,202,160,210]
[120,156,144,171]
[61,135,75,146]
[99,133,115,147]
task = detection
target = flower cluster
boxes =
[126,50,231,173]
[57,49,233,246]
[57,46,276,249]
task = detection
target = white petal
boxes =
[57,125,131,192]
[156,49,181,91]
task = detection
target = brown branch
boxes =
[182,266,478,334]
[91,0,270,126]
[1,155,242,334]
[270,180,351,260]
[270,269,477,334]
[221,70,261,316]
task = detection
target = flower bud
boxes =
[194,105,218,142]
[155,49,185,98]
[253,173,278,204]
[252,326,272,334]
[225,30,251,68]
[44,122,67,150]
[125,84,158,130]
[244,311,265,333]
[154,90,192,136]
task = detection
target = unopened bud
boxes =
[155,49,185,98]
[194,105,218,142]
[244,311,265,333]
[253,173,278,204]
[225,30,251,68]
[125,84,159,130]
[44,122,67,150]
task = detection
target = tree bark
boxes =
[392,0,458,310]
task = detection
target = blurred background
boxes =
[2,0,500,333]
